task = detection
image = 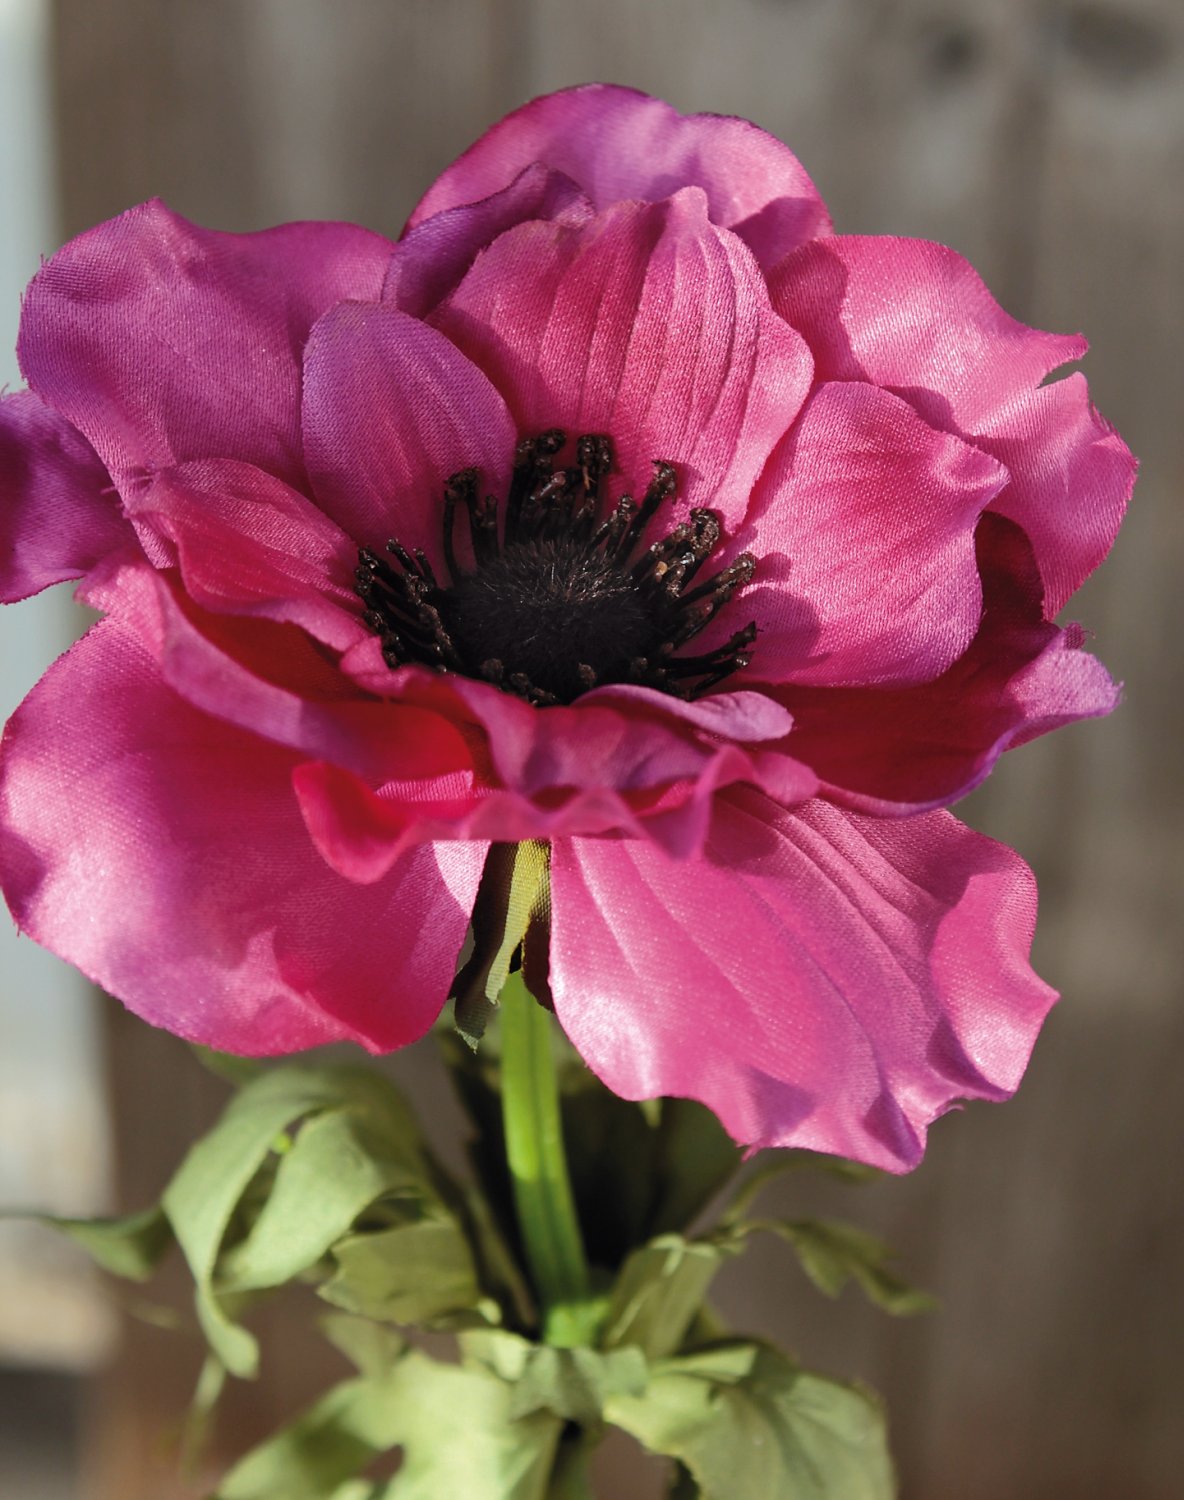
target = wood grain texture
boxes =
[41,1,1184,1496]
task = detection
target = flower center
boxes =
[354,430,757,706]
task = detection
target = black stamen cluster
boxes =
[354,429,757,706]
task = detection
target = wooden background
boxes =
[41,0,1184,1496]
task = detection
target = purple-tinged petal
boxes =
[408,83,831,268]
[18,201,395,492]
[385,163,592,319]
[301,302,517,563]
[735,382,1005,687]
[433,190,813,531]
[0,390,136,601]
[773,515,1121,812]
[772,235,1135,611]
[551,790,1055,1171]
[0,621,483,1054]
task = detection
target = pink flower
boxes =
[0,85,1133,1170]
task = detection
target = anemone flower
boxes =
[0,85,1133,1170]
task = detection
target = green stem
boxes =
[499,970,595,1347]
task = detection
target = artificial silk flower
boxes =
[0,84,1133,1170]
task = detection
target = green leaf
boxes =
[451,842,550,1048]
[320,1315,407,1380]
[217,1109,428,1294]
[605,1342,895,1500]
[463,1330,646,1426]
[600,1235,734,1361]
[162,1064,425,1377]
[319,1214,496,1329]
[735,1218,936,1316]
[215,1369,407,1499]
[38,1204,172,1281]
[720,1153,879,1228]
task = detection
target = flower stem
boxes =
[499,969,595,1347]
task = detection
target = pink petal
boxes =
[0,391,136,601]
[125,460,366,651]
[772,235,1134,611]
[301,302,517,562]
[550,790,1055,1171]
[773,515,1121,812]
[294,690,816,883]
[408,84,831,268]
[96,560,476,787]
[0,622,483,1053]
[385,163,592,319]
[736,383,1004,686]
[432,190,813,531]
[18,201,395,492]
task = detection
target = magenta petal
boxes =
[0,391,136,601]
[126,460,366,650]
[551,790,1055,1170]
[0,623,483,1053]
[738,383,1004,686]
[772,235,1134,610]
[301,302,517,560]
[408,84,831,267]
[774,515,1122,811]
[434,191,813,529]
[19,202,395,490]
[385,164,592,319]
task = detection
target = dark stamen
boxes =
[354,430,759,705]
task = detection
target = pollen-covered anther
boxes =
[355,430,759,705]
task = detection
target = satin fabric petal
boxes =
[18,201,395,492]
[550,789,1055,1170]
[384,163,592,319]
[407,83,832,268]
[0,390,136,601]
[0,621,484,1053]
[125,459,366,651]
[432,190,813,530]
[733,382,1004,686]
[301,302,517,564]
[769,515,1121,812]
[771,235,1135,612]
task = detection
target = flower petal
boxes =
[772,235,1134,611]
[19,201,395,491]
[773,515,1121,811]
[0,621,483,1053]
[385,163,592,319]
[408,83,831,268]
[432,190,813,530]
[0,390,136,601]
[736,382,1004,686]
[125,459,366,650]
[550,789,1055,1171]
[301,302,517,560]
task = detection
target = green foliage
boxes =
[605,1342,895,1500]
[38,1204,173,1281]
[733,1218,937,1316]
[601,1235,737,1362]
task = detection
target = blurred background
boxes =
[1,0,1181,1496]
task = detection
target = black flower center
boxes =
[354,429,757,706]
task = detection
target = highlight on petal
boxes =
[0,390,135,601]
[550,789,1056,1172]
[433,189,813,531]
[408,83,831,268]
[301,301,517,562]
[774,515,1122,812]
[772,234,1134,611]
[18,201,395,490]
[735,382,1005,687]
[0,621,483,1054]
